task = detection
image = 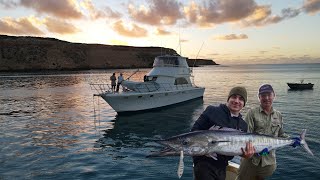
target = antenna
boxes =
[179,26,181,55]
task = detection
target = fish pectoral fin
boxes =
[210,140,231,144]
[208,153,218,160]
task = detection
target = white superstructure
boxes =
[90,55,205,114]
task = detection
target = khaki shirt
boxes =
[245,106,289,167]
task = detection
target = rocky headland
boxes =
[0,35,218,72]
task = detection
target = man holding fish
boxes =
[191,86,255,180]
[237,84,289,180]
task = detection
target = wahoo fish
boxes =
[147,129,313,178]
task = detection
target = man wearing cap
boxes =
[191,86,255,180]
[237,84,289,180]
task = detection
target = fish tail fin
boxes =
[300,129,314,156]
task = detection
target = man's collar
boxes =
[222,104,242,118]
[259,106,274,114]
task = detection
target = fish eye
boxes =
[182,140,188,145]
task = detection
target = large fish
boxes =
[147,129,313,178]
[148,129,313,157]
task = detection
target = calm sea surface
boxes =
[1,64,320,180]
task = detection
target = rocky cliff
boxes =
[0,35,218,72]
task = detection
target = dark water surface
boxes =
[1,64,320,179]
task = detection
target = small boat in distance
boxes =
[90,55,205,114]
[287,80,314,90]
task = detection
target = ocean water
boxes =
[1,63,320,180]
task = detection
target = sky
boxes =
[0,0,320,64]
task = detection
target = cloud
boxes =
[104,6,122,19]
[207,53,220,56]
[110,39,128,46]
[112,20,147,38]
[240,5,300,27]
[43,17,80,34]
[184,1,199,24]
[184,0,257,27]
[80,0,106,19]
[0,0,18,8]
[303,0,320,14]
[155,28,171,35]
[0,17,44,35]
[20,0,83,19]
[80,0,121,19]
[128,0,183,25]
[214,33,248,40]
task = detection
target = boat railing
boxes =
[154,64,188,68]
[90,83,113,94]
[90,83,195,94]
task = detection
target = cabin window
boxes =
[163,57,179,65]
[144,76,157,82]
[174,77,189,85]
[154,56,179,66]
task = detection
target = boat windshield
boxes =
[144,76,157,82]
[153,56,188,67]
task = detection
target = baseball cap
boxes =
[259,84,274,94]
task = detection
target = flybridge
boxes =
[153,55,189,68]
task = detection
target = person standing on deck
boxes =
[191,86,255,180]
[116,73,124,92]
[110,73,116,93]
[237,84,289,180]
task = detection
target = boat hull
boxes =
[287,83,314,90]
[100,87,205,113]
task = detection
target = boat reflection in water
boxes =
[96,98,204,150]
[94,98,244,179]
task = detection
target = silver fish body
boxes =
[148,129,313,157]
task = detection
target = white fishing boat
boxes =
[90,55,205,114]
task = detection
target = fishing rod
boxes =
[126,69,140,80]
[193,41,204,68]
[191,42,205,85]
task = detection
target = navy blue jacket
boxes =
[191,104,248,168]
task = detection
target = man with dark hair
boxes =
[192,86,255,180]
[237,84,289,180]
[110,73,116,93]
